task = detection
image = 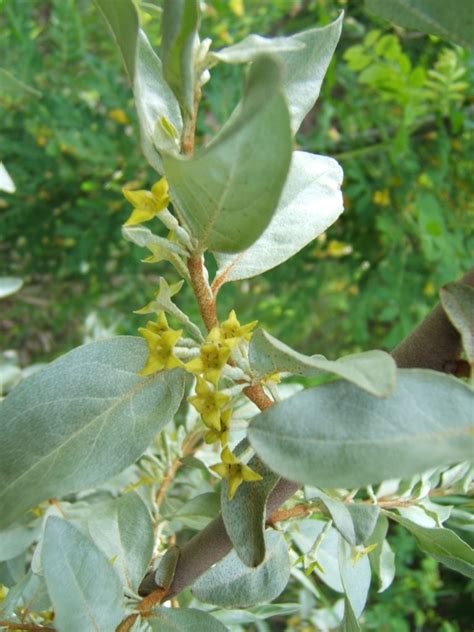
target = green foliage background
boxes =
[1,0,473,628]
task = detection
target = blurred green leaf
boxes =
[388,512,474,577]
[366,0,474,48]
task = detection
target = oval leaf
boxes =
[87,492,154,591]
[365,0,474,48]
[248,370,474,489]
[249,328,396,397]
[0,336,185,529]
[192,530,290,608]
[164,55,292,253]
[388,512,474,578]
[214,151,343,283]
[42,517,124,632]
[221,457,279,567]
[147,607,229,631]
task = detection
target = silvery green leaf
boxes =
[93,0,138,81]
[153,546,180,591]
[0,277,23,299]
[213,151,343,284]
[291,520,342,592]
[0,523,38,562]
[0,163,15,193]
[367,515,395,592]
[341,596,361,632]
[135,31,183,173]
[164,56,292,253]
[0,570,50,618]
[248,370,474,490]
[365,0,473,48]
[87,492,154,591]
[0,555,26,588]
[338,537,371,619]
[347,504,380,545]
[95,0,183,173]
[440,282,474,364]
[211,603,300,626]
[274,14,343,134]
[0,336,185,529]
[172,492,220,529]
[147,607,229,631]
[0,364,21,395]
[42,518,124,632]
[192,530,290,607]
[249,328,396,397]
[388,512,474,578]
[221,457,279,567]
[161,0,200,115]
[210,34,305,63]
[312,491,357,546]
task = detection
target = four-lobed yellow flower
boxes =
[185,341,231,385]
[188,377,230,431]
[123,177,170,226]
[210,447,262,500]
[138,312,183,376]
[208,309,257,348]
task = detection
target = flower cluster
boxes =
[186,311,260,499]
[137,306,261,499]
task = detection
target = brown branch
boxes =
[392,268,474,371]
[187,255,218,331]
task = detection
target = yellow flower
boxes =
[188,377,230,431]
[185,341,231,385]
[210,447,262,500]
[109,109,129,125]
[372,189,390,207]
[204,408,232,446]
[138,324,183,376]
[123,177,170,226]
[208,310,257,348]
